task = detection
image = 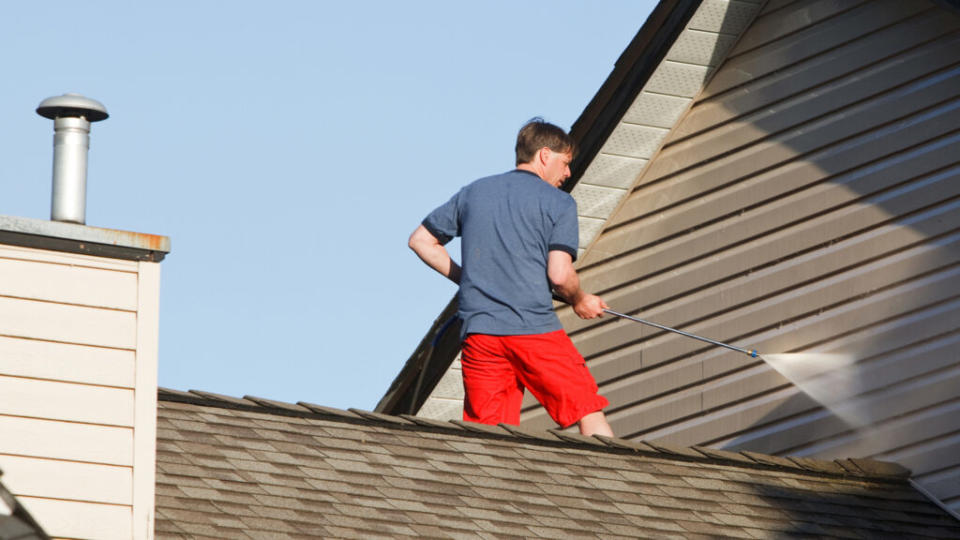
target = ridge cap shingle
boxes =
[348,408,416,425]
[399,413,467,431]
[187,389,259,407]
[156,387,912,482]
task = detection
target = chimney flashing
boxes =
[0,214,170,262]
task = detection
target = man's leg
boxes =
[461,334,524,425]
[502,331,612,433]
[578,410,614,437]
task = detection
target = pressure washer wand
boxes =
[603,309,759,358]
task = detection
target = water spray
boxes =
[603,309,759,358]
[601,309,872,429]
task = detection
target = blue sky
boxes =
[1,1,656,410]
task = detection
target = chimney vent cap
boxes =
[36,93,108,122]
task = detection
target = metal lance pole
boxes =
[603,309,759,358]
[36,93,109,225]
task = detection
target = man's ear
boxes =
[538,147,551,164]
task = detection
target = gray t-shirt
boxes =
[423,169,579,338]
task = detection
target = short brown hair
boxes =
[515,117,575,165]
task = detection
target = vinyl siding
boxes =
[0,243,158,539]
[571,0,767,258]
[522,0,960,513]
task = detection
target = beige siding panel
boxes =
[586,98,960,268]
[631,68,960,215]
[673,10,958,140]
[574,163,960,332]
[0,242,138,272]
[881,433,960,482]
[654,324,960,448]
[0,254,137,310]
[730,0,875,55]
[523,0,960,506]
[0,335,134,387]
[758,0,804,16]
[17,496,132,540]
[577,216,960,366]
[698,264,960,380]
[661,34,960,169]
[591,300,960,426]
[620,386,822,446]
[700,308,960,413]
[923,470,960,514]
[714,0,925,93]
[627,115,960,263]
[574,197,960,346]
[0,454,131,505]
[0,296,136,348]
[0,376,134,426]
[784,399,960,469]
[0,416,132,465]
[636,360,959,453]
[527,263,960,432]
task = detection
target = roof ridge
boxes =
[157,387,911,483]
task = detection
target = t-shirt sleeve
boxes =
[422,190,462,245]
[548,195,579,262]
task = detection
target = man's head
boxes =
[515,118,575,165]
[515,118,576,187]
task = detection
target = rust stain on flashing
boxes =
[91,226,171,252]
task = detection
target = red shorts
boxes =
[460,330,609,428]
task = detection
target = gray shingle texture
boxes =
[155,389,960,539]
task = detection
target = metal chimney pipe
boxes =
[36,93,109,224]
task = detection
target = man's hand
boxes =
[572,292,608,319]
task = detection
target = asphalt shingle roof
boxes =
[155,389,960,539]
[0,472,49,540]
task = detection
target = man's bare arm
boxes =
[547,250,607,319]
[408,224,462,284]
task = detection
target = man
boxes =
[408,118,614,437]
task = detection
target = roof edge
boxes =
[160,387,913,484]
[0,214,170,262]
[0,471,51,540]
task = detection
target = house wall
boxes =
[0,242,159,539]
[521,0,960,513]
